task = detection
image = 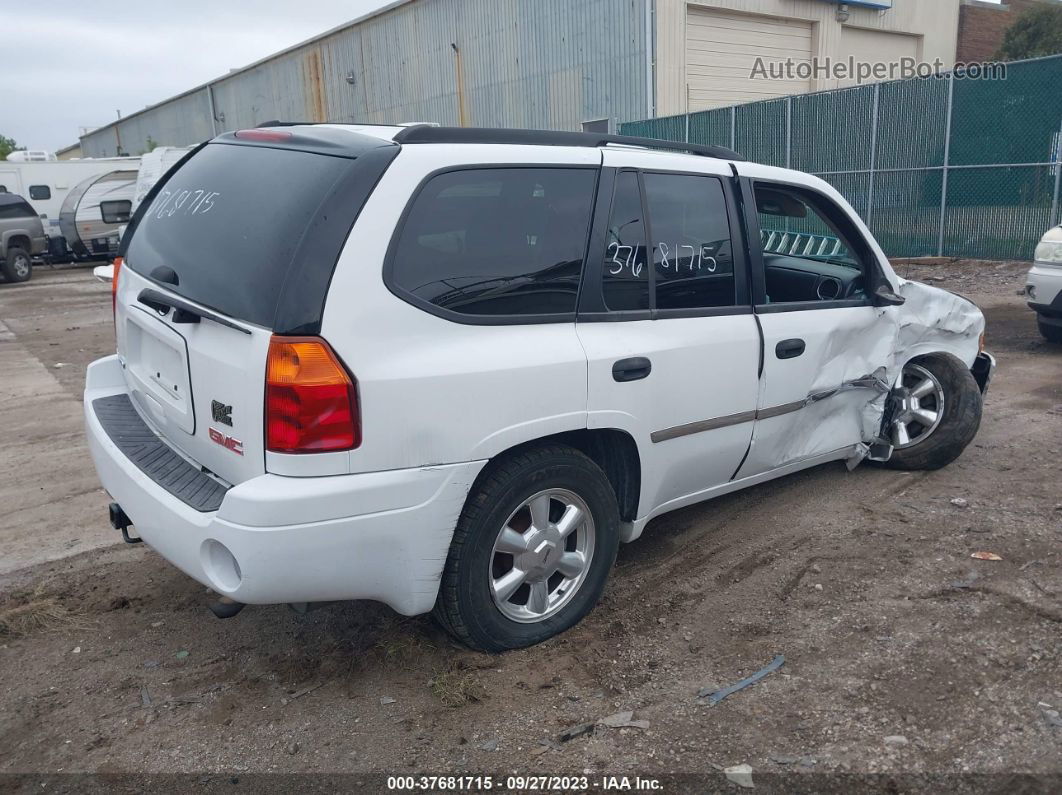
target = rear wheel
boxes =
[885,354,982,471]
[1,247,32,283]
[1038,317,1062,344]
[433,445,620,652]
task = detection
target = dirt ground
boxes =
[0,261,1059,791]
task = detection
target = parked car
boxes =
[0,193,47,283]
[84,125,995,651]
[1026,225,1062,343]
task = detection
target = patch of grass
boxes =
[429,664,487,707]
[0,587,85,638]
[376,632,436,668]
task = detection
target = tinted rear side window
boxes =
[601,171,650,312]
[644,173,736,310]
[389,167,597,318]
[0,197,35,219]
[125,144,350,328]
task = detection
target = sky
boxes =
[0,0,390,152]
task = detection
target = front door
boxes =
[576,151,761,526]
[735,172,896,477]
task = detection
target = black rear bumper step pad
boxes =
[92,394,228,512]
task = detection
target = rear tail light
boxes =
[265,336,360,453]
[111,256,122,322]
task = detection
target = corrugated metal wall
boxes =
[81,0,648,157]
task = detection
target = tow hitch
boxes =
[108,502,142,544]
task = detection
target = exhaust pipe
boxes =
[208,596,245,619]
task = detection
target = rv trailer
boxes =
[58,170,137,260]
[0,157,140,255]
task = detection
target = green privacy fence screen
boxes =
[620,54,1062,261]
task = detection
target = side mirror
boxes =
[874,285,906,307]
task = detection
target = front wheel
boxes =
[884,353,983,471]
[433,445,620,652]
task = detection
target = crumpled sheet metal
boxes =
[762,280,984,470]
[891,279,985,363]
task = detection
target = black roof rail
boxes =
[392,125,745,161]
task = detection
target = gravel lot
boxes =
[0,261,1059,790]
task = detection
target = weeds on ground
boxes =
[429,663,487,707]
[0,585,88,638]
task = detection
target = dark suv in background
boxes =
[0,193,47,283]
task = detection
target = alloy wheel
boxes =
[12,254,30,279]
[891,362,945,449]
[489,488,595,623]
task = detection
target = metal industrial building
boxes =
[79,0,963,158]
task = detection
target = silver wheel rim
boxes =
[891,363,944,449]
[489,488,595,624]
[13,255,30,278]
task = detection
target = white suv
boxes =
[1027,225,1062,343]
[84,124,995,651]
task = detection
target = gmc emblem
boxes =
[209,428,244,456]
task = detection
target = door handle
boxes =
[612,357,652,382]
[775,338,806,360]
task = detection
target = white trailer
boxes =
[58,170,138,260]
[0,158,140,251]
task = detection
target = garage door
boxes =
[686,6,813,110]
[838,27,920,87]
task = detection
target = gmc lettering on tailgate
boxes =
[209,428,244,456]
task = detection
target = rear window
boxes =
[0,196,35,219]
[125,144,349,328]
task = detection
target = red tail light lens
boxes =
[265,336,360,453]
[111,256,122,321]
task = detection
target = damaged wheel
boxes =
[884,353,982,471]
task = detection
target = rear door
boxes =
[116,134,396,485]
[576,150,761,519]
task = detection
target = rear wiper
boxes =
[137,288,252,335]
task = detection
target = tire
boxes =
[884,353,982,471]
[433,444,620,652]
[0,247,33,283]
[1038,317,1062,344]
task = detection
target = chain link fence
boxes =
[620,54,1062,261]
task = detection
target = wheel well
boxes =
[6,235,31,255]
[476,429,641,522]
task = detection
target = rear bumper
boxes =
[84,355,483,615]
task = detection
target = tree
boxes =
[0,135,21,160]
[997,4,1062,61]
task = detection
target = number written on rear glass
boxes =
[150,188,220,220]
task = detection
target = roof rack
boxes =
[392,125,745,161]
